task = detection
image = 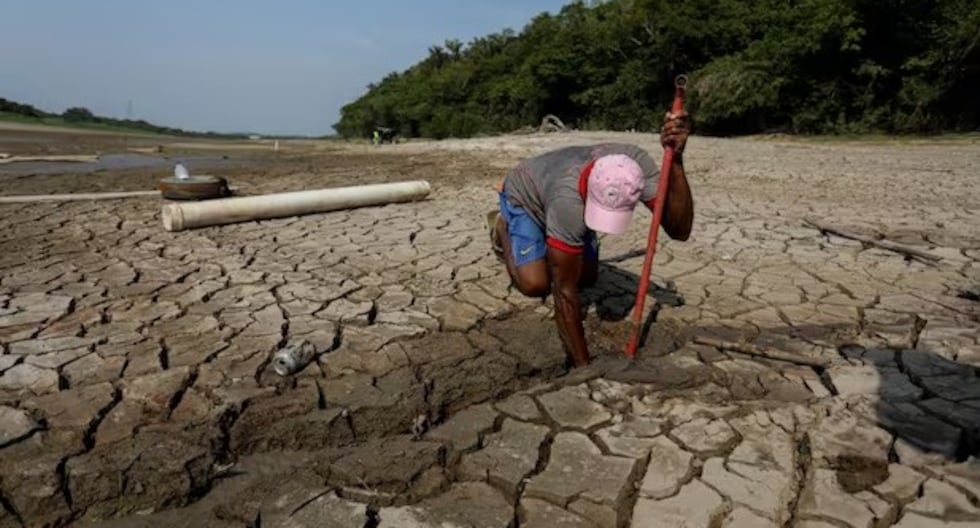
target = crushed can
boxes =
[272,339,316,376]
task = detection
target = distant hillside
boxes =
[0,97,248,138]
[335,0,980,139]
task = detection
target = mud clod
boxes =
[831,455,890,493]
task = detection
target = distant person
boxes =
[486,111,693,368]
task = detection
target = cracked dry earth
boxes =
[1,131,979,528]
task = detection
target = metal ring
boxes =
[675,74,689,89]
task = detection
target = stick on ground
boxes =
[693,336,830,368]
[803,218,940,264]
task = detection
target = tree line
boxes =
[334,0,979,139]
[0,97,247,138]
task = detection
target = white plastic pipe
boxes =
[162,180,431,232]
[0,154,99,164]
[0,190,161,203]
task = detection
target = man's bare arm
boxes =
[645,110,694,241]
[660,154,693,241]
[547,247,590,367]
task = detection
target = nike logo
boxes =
[519,246,534,256]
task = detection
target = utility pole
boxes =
[124,99,134,149]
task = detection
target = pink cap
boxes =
[584,154,644,235]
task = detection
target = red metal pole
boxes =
[624,74,688,358]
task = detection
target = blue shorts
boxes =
[498,190,598,267]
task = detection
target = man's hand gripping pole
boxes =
[624,74,688,358]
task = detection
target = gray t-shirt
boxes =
[502,142,660,250]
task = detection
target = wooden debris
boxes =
[803,218,941,264]
[539,114,567,133]
[692,336,830,368]
[0,190,161,203]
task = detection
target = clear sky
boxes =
[0,0,568,136]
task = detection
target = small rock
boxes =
[589,378,636,405]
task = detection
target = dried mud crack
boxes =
[2,132,980,527]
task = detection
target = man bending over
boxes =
[487,111,693,367]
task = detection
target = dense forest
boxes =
[0,97,247,138]
[335,0,979,139]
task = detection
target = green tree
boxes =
[62,107,96,122]
[334,0,980,138]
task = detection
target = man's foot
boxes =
[485,210,505,263]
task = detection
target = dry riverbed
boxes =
[1,128,978,527]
